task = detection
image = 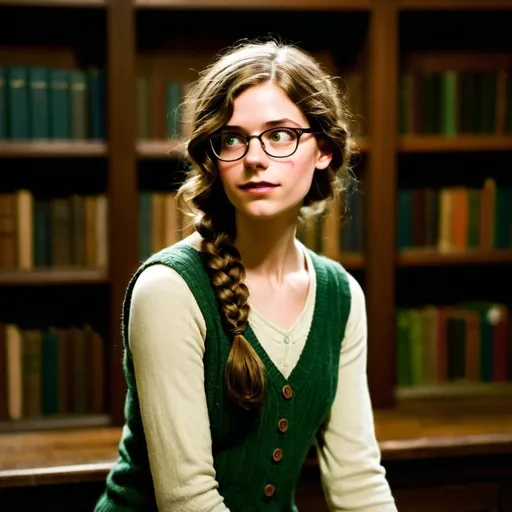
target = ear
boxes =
[315,148,333,171]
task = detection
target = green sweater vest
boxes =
[94,243,351,512]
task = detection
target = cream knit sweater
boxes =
[128,236,397,512]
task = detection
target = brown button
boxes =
[282,384,293,400]
[264,484,275,497]
[272,448,283,462]
[277,418,288,433]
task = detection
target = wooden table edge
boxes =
[0,461,114,488]
[2,432,512,488]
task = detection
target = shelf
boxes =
[134,0,371,10]
[398,0,512,9]
[397,250,512,267]
[0,414,110,434]
[0,141,108,158]
[0,0,105,6]
[0,269,109,286]
[137,138,371,159]
[396,382,512,401]
[136,139,187,159]
[398,135,512,153]
[337,253,365,270]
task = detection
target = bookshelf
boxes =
[0,141,108,157]
[0,269,109,286]
[0,0,106,6]
[133,0,373,9]
[0,0,511,432]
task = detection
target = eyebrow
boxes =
[223,118,302,132]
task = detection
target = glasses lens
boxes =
[262,128,299,157]
[210,132,247,161]
[210,128,301,161]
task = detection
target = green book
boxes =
[28,67,50,139]
[7,66,29,140]
[41,328,59,415]
[440,70,457,137]
[70,69,88,140]
[479,72,498,134]
[49,68,71,140]
[396,308,412,387]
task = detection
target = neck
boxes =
[234,210,304,282]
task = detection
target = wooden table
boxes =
[1,398,512,511]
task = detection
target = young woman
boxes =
[94,40,397,512]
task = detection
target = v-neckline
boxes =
[247,244,316,337]
[179,243,329,395]
[243,250,329,393]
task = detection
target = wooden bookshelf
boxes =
[0,269,108,286]
[398,250,512,267]
[398,135,512,153]
[397,0,512,9]
[134,0,372,10]
[0,0,511,434]
[0,0,105,6]
[0,141,108,158]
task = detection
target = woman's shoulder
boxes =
[132,234,204,301]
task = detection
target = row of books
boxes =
[139,189,365,262]
[136,69,368,142]
[0,65,106,141]
[139,190,194,262]
[399,69,512,136]
[0,190,108,271]
[396,303,511,388]
[0,323,105,422]
[138,76,190,141]
[397,179,512,252]
[297,190,364,256]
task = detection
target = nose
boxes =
[243,137,269,170]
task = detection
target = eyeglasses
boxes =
[209,127,315,162]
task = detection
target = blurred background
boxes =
[0,0,511,511]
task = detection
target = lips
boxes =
[239,181,279,190]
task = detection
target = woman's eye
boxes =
[269,129,294,142]
[224,134,242,146]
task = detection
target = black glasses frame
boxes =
[209,127,315,162]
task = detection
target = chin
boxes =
[236,200,302,221]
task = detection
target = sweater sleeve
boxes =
[128,263,230,512]
[316,273,397,512]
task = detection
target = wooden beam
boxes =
[107,0,138,426]
[365,0,398,408]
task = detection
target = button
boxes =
[277,418,288,433]
[272,448,283,462]
[283,336,290,344]
[282,384,293,400]
[264,484,275,497]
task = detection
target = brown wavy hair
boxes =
[176,39,356,408]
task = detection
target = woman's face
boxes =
[215,81,332,221]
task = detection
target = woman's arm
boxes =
[316,273,397,512]
[129,264,230,512]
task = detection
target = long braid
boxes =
[195,213,266,408]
